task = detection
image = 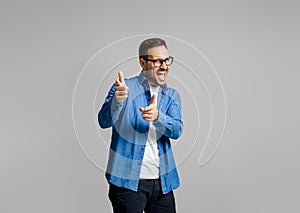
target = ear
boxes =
[139,58,146,70]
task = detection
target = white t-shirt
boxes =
[139,85,160,179]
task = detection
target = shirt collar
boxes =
[138,71,148,85]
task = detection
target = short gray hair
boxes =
[138,38,167,58]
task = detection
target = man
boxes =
[98,38,183,213]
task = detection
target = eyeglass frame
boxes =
[140,55,174,67]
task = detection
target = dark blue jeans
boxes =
[108,179,176,213]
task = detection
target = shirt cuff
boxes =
[111,96,125,123]
[153,111,167,134]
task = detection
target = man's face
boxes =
[140,45,170,87]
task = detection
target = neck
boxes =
[149,83,159,88]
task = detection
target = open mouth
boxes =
[156,71,166,82]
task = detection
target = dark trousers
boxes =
[108,179,176,213]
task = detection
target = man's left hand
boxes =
[139,94,159,122]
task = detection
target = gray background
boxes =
[1,0,299,212]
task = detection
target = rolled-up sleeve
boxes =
[153,91,183,139]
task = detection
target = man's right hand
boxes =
[114,71,129,103]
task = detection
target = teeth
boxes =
[157,71,166,74]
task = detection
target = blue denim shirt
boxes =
[98,72,183,194]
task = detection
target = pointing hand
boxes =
[139,94,159,122]
[114,71,129,103]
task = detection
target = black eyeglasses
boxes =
[141,56,174,67]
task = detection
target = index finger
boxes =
[142,105,155,112]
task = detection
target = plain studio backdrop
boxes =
[1,0,299,212]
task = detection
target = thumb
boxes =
[118,71,125,83]
[149,94,156,105]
